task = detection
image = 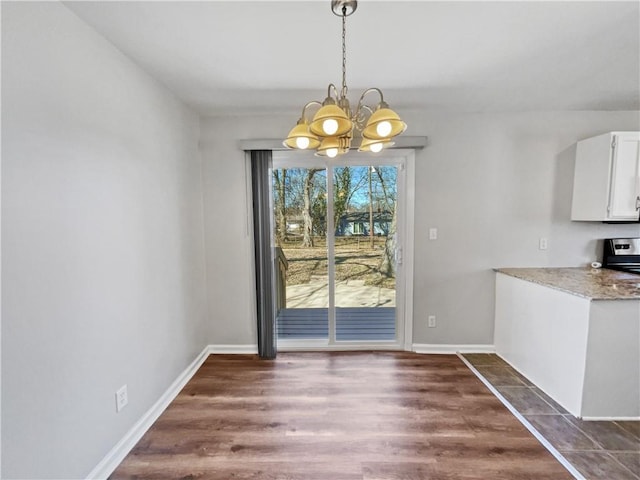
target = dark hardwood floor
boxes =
[110,352,574,479]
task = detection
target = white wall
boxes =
[2,3,208,478]
[200,118,260,346]
[408,111,640,345]
[200,111,639,347]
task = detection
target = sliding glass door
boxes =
[272,151,409,349]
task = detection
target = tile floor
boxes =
[462,353,640,480]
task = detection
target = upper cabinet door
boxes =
[608,133,640,220]
[571,131,640,222]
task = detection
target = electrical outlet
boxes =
[429,228,438,240]
[428,315,436,328]
[116,385,128,413]
[539,237,548,250]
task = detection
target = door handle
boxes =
[395,247,403,265]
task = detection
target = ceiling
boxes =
[64,1,640,116]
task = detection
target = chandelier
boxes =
[283,0,406,157]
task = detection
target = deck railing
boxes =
[275,247,288,312]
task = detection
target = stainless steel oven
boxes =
[602,238,640,274]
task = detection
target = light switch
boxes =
[429,228,438,240]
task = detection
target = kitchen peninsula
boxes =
[494,267,640,420]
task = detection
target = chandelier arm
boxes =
[326,83,340,101]
[301,101,322,121]
[353,103,374,130]
[354,87,385,116]
[359,104,374,116]
[352,105,373,132]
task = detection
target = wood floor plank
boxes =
[109,352,574,479]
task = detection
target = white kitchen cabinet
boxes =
[571,131,640,221]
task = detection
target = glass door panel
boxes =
[333,166,397,341]
[273,167,329,340]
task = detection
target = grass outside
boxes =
[281,236,395,290]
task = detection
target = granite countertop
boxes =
[495,267,640,300]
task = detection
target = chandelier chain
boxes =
[341,5,347,97]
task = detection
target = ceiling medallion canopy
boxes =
[284,0,406,157]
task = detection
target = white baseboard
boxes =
[581,416,640,421]
[86,346,211,479]
[412,344,495,354]
[209,344,258,354]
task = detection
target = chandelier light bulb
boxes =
[326,147,339,158]
[323,118,339,135]
[296,137,310,149]
[370,142,383,153]
[376,120,392,138]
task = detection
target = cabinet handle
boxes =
[636,196,640,211]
